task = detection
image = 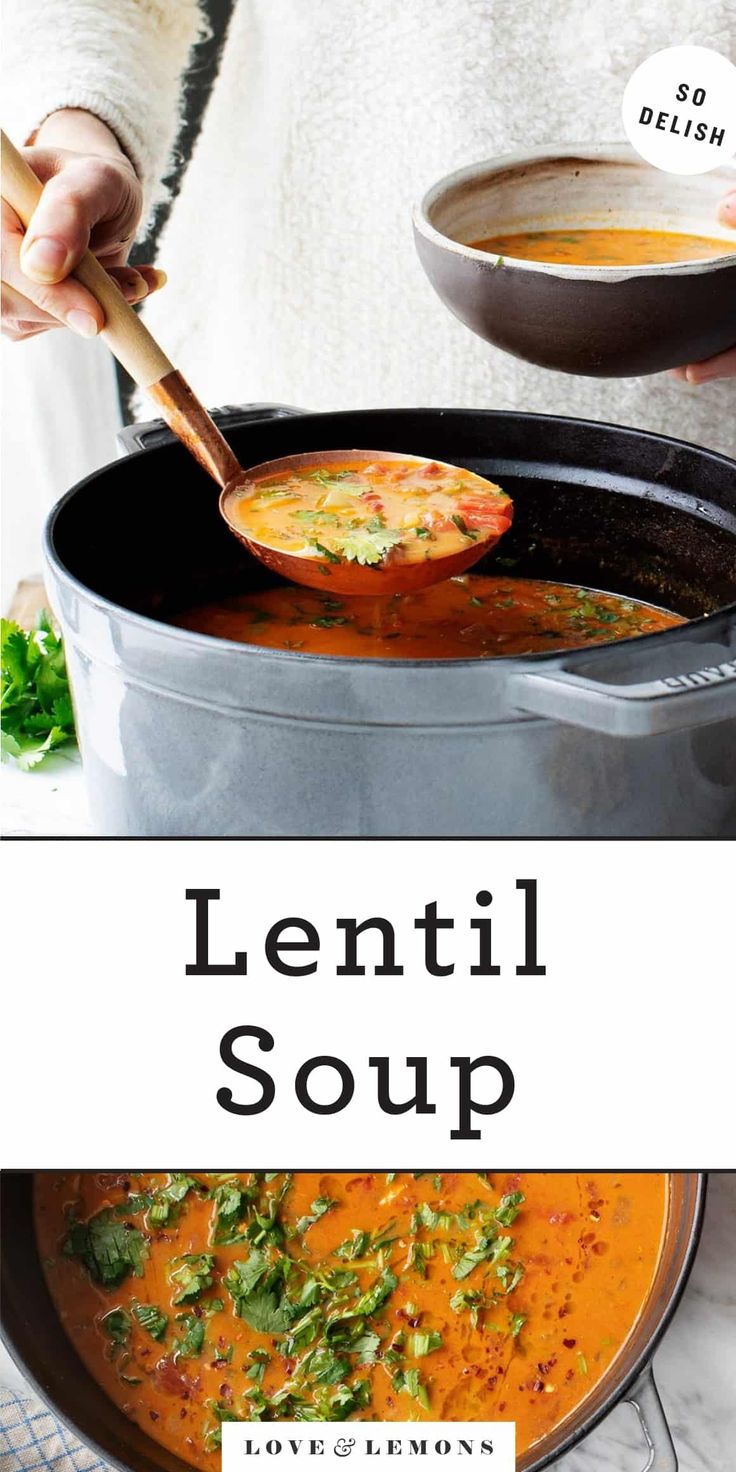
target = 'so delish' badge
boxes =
[622,45,736,174]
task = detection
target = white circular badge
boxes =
[622,45,736,174]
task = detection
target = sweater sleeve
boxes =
[1,0,208,231]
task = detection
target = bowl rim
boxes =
[413,141,736,281]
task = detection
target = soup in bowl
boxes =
[413,143,736,375]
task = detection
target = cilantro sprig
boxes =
[1,613,76,770]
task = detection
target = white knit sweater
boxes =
[3,0,736,456]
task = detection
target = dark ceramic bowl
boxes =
[413,143,736,377]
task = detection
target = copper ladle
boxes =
[2,131,511,596]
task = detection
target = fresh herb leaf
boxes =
[494,1191,524,1228]
[1,614,76,770]
[236,1285,293,1334]
[174,1312,205,1358]
[148,1174,201,1226]
[330,525,402,566]
[451,514,478,541]
[334,1230,370,1261]
[169,1253,215,1304]
[63,1211,148,1288]
[102,1308,132,1351]
[133,1303,168,1341]
[408,1330,443,1357]
[296,1197,338,1234]
[311,541,341,564]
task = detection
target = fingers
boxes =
[3,197,104,334]
[718,190,736,228]
[2,281,62,340]
[2,204,167,341]
[19,151,138,282]
[670,346,736,384]
[113,264,168,297]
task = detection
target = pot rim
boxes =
[42,408,736,674]
[523,1170,707,1471]
[0,1172,707,1472]
[413,142,736,282]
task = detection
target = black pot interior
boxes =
[49,409,736,628]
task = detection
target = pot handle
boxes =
[116,402,306,456]
[509,655,736,738]
[625,1366,678,1472]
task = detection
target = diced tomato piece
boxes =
[457,497,512,533]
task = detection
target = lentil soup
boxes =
[171,577,682,658]
[469,228,736,266]
[36,1172,667,1469]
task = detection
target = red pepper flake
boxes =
[150,1411,159,1422]
[563,1339,577,1349]
[531,1379,545,1393]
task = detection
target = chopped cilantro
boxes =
[334,1230,370,1261]
[329,525,403,566]
[63,1211,148,1288]
[311,541,341,564]
[102,1308,131,1350]
[296,1197,338,1234]
[451,514,478,540]
[133,1302,168,1341]
[169,1253,215,1304]
[408,1330,442,1357]
[494,1191,524,1228]
[174,1312,205,1358]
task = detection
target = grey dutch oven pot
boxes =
[43,407,736,837]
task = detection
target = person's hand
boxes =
[671,190,736,384]
[2,108,165,342]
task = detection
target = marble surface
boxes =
[0,1176,733,1470]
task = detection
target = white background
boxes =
[1,838,734,1169]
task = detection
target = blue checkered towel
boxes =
[0,1388,109,1472]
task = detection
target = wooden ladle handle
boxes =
[1,129,242,487]
[2,129,172,386]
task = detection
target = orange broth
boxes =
[36,1172,667,1469]
[227,459,512,569]
[469,227,736,266]
[171,576,682,658]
